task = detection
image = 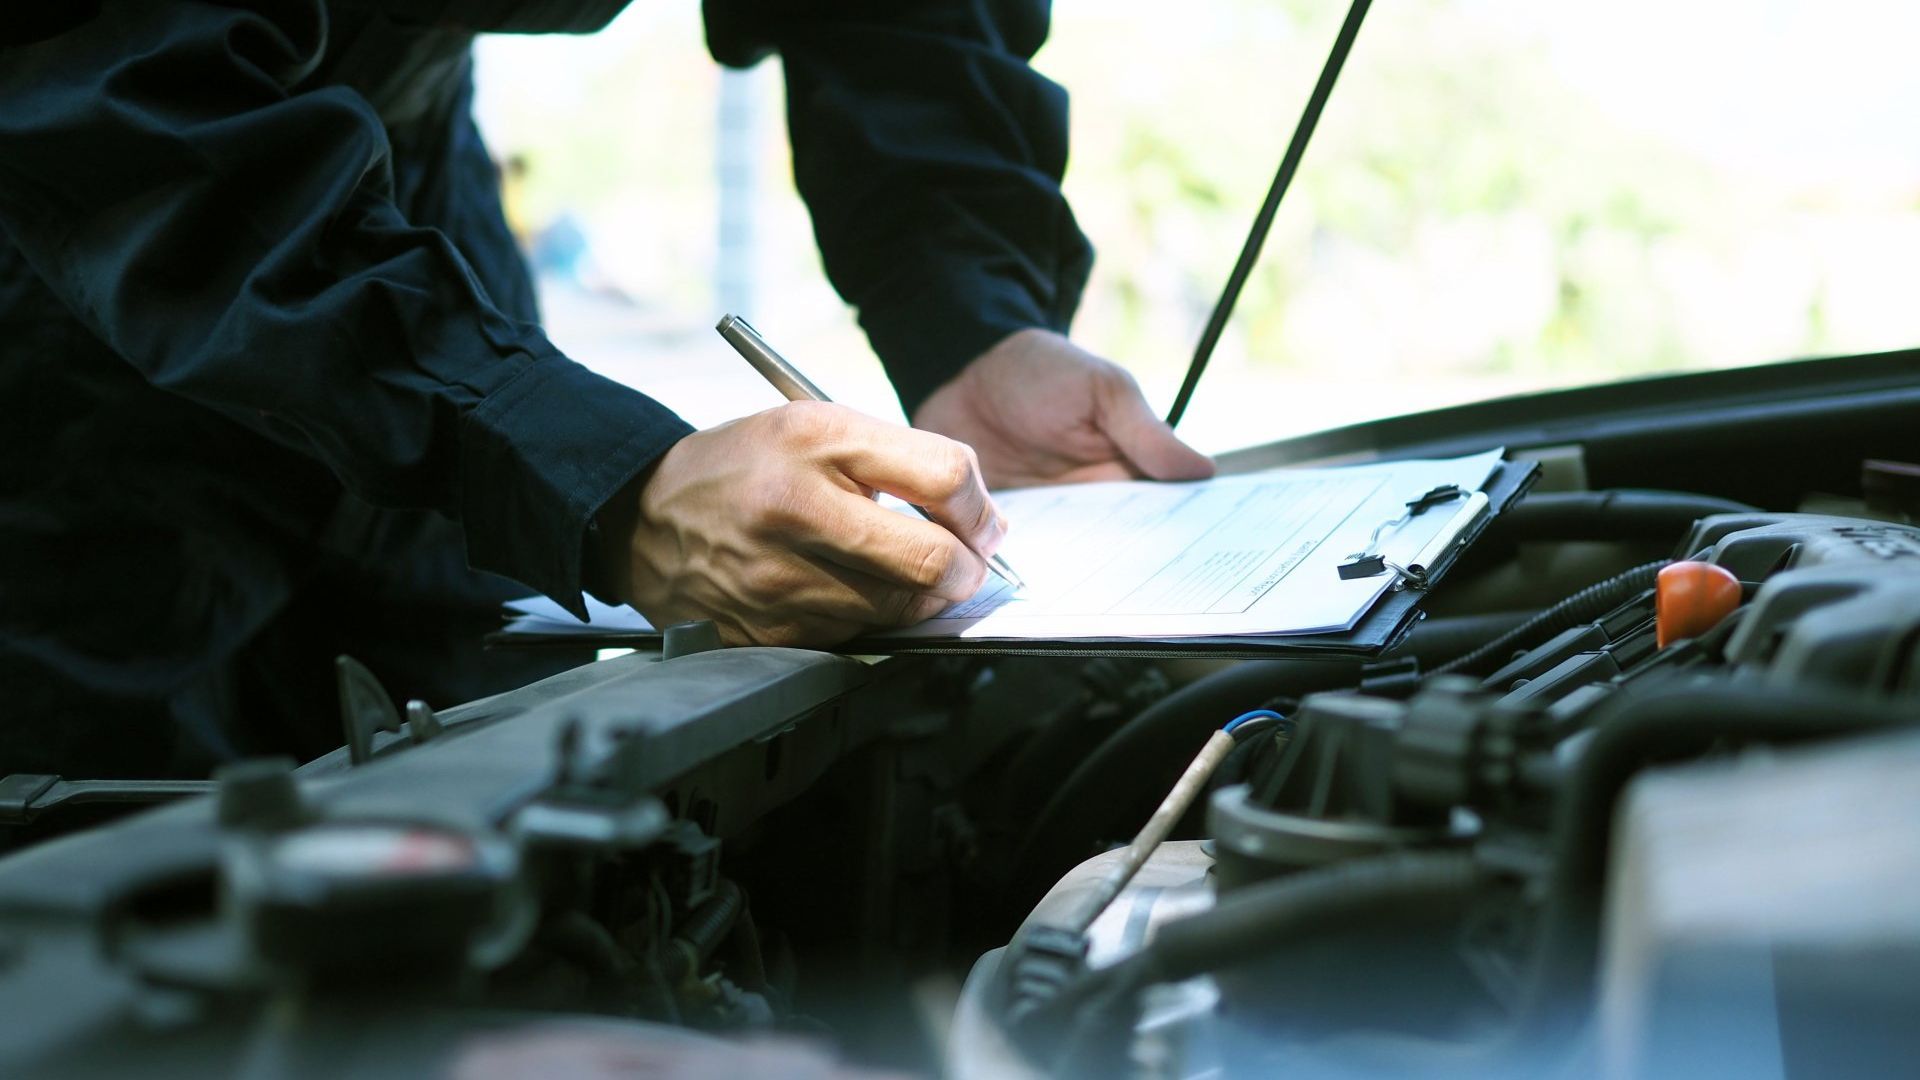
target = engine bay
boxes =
[1,358,1916,1078]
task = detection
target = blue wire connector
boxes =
[1224,709,1286,735]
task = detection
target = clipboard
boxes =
[488,456,1539,661]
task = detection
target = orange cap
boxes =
[1655,561,1743,648]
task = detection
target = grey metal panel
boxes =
[0,648,870,919]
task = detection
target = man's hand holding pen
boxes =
[598,327,1214,648]
[600,402,1004,647]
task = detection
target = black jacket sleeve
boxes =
[0,1,691,617]
[704,0,1094,417]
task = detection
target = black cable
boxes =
[1135,850,1476,986]
[1432,559,1667,678]
[1166,0,1373,427]
[1396,611,1534,665]
[1006,658,1359,914]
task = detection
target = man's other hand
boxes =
[912,329,1215,489]
[608,402,1004,647]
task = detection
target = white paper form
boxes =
[886,448,1505,641]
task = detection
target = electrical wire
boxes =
[1012,659,1357,907]
[1031,709,1292,944]
[1432,559,1667,679]
[1224,708,1286,734]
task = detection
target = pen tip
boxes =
[992,558,1028,593]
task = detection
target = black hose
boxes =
[1485,490,1758,544]
[1395,612,1533,665]
[1432,560,1666,678]
[1132,851,1476,988]
[1007,658,1360,913]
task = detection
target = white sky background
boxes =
[1501,0,1920,187]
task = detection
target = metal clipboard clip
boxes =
[1337,484,1471,590]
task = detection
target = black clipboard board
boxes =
[488,456,1540,661]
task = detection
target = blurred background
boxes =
[473,0,1920,457]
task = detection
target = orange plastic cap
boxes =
[1655,561,1743,649]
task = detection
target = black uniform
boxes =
[0,1,1091,776]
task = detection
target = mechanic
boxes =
[0,3,1212,778]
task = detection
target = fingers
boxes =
[1093,369,1216,481]
[763,403,997,596]
[814,410,1008,556]
[796,493,990,602]
[623,402,996,651]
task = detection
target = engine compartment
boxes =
[1,361,1917,1078]
[955,511,1920,1078]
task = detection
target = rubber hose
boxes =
[1394,612,1533,665]
[1009,657,1360,909]
[1432,560,1666,678]
[1132,850,1478,987]
[1486,490,1758,544]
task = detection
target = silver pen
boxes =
[715,314,1028,593]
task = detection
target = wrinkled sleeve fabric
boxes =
[704,0,1094,417]
[0,1,690,617]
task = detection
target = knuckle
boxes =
[776,401,840,447]
[758,403,794,438]
[910,542,959,592]
[935,443,979,498]
[1095,361,1140,399]
[764,403,803,443]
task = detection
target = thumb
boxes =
[1095,371,1216,481]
